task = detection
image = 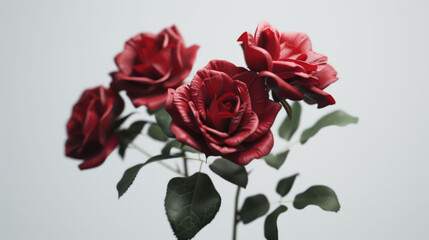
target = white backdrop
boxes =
[1,0,429,239]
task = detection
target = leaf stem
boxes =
[270,200,293,205]
[130,142,184,176]
[280,99,293,119]
[130,142,152,157]
[280,139,300,152]
[183,157,205,162]
[232,186,241,240]
[182,151,189,177]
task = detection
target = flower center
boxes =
[206,92,240,132]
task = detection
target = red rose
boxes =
[238,21,338,108]
[65,86,124,170]
[166,60,281,165]
[111,26,199,111]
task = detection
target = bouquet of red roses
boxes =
[65,21,357,240]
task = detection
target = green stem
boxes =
[182,151,189,177]
[232,186,241,240]
[279,99,293,119]
[131,142,184,176]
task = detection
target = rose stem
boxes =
[130,142,184,176]
[279,99,293,119]
[232,186,241,240]
[182,150,189,177]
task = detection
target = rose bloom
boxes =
[238,21,338,108]
[111,26,199,111]
[166,60,281,165]
[65,86,124,170]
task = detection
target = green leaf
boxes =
[263,151,289,169]
[209,158,248,188]
[118,121,147,158]
[162,140,183,155]
[113,112,134,130]
[264,205,288,240]
[293,185,340,212]
[165,173,221,240]
[147,106,163,115]
[162,140,201,156]
[181,144,200,153]
[279,102,301,141]
[276,174,299,197]
[116,154,181,198]
[239,194,270,224]
[148,123,168,142]
[154,107,175,138]
[300,110,358,144]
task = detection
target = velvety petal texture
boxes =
[166,60,281,165]
[111,26,199,110]
[65,86,124,170]
[238,21,338,108]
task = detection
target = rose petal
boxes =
[259,71,304,100]
[314,64,338,89]
[246,100,281,141]
[224,111,258,146]
[280,32,312,51]
[163,44,199,88]
[223,131,274,166]
[256,27,280,60]
[206,60,247,78]
[238,32,273,71]
[115,70,172,85]
[131,90,168,110]
[169,122,210,154]
[300,85,336,108]
[254,21,280,44]
[78,134,119,170]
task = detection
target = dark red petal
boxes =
[202,124,230,138]
[81,101,99,145]
[206,60,247,79]
[224,81,258,146]
[207,142,239,155]
[169,122,209,154]
[168,85,199,132]
[254,21,280,44]
[244,45,274,72]
[304,51,328,71]
[114,44,138,75]
[280,32,312,51]
[256,27,280,60]
[233,72,267,115]
[223,131,274,166]
[314,64,338,89]
[114,70,172,84]
[164,25,182,44]
[246,100,281,141]
[273,60,309,76]
[163,44,199,88]
[98,97,114,145]
[167,88,194,133]
[259,71,304,100]
[149,47,173,76]
[224,111,258,146]
[78,134,119,170]
[301,85,336,108]
[238,32,273,71]
[131,91,168,110]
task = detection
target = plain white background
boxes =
[1,0,428,239]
